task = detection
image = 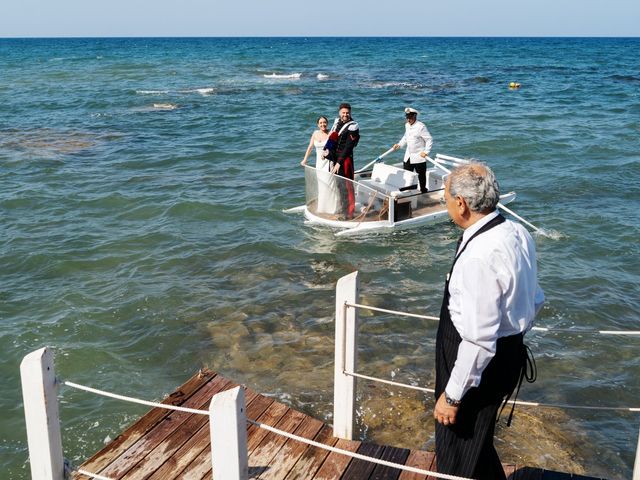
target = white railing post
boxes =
[634,425,640,480]
[333,270,360,440]
[388,194,396,224]
[20,347,65,480]
[210,386,248,480]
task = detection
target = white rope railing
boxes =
[347,302,440,321]
[345,301,640,336]
[530,326,640,336]
[61,380,470,480]
[342,369,640,412]
[61,380,210,415]
[346,370,435,393]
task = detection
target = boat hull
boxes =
[301,191,516,236]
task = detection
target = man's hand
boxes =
[392,144,400,150]
[434,393,459,426]
[331,163,340,174]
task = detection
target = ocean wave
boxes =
[153,103,178,110]
[136,89,170,95]
[179,87,216,95]
[366,81,424,90]
[263,73,302,79]
[317,73,329,80]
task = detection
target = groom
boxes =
[324,102,359,219]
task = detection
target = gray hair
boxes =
[447,162,500,212]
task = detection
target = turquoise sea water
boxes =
[1,37,639,479]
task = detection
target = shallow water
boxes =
[1,37,639,479]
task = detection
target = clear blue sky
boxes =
[1,0,638,37]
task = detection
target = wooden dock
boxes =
[73,370,605,480]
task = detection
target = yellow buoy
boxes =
[509,82,521,89]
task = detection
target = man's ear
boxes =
[456,195,469,217]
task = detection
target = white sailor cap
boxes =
[404,107,419,115]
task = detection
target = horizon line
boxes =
[1,34,639,40]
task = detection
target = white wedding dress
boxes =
[313,140,340,215]
[314,140,340,214]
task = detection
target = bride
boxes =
[301,116,340,214]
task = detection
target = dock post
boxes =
[210,386,248,480]
[333,271,360,440]
[20,347,65,480]
[634,425,640,480]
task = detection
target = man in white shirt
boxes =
[392,107,433,193]
[433,163,544,480]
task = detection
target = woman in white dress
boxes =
[301,116,329,168]
[301,116,339,214]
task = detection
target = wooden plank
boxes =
[426,455,439,480]
[397,450,435,480]
[148,388,267,480]
[369,446,411,480]
[74,370,218,478]
[98,376,236,478]
[257,416,325,479]
[282,425,340,480]
[310,437,361,480]
[249,409,307,469]
[340,442,386,479]
[178,390,281,480]
[247,402,290,453]
[144,422,210,480]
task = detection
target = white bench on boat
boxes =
[367,163,418,194]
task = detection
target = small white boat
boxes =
[285,154,516,237]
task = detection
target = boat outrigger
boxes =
[285,153,516,237]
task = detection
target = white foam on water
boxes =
[367,81,420,89]
[137,89,170,95]
[153,103,178,110]
[263,73,302,79]
[317,73,329,80]
[536,228,565,240]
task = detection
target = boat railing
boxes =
[304,165,394,223]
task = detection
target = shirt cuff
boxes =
[445,383,464,402]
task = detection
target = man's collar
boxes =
[461,210,499,244]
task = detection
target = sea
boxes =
[1,37,638,479]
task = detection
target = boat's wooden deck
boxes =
[72,370,606,480]
[307,190,445,224]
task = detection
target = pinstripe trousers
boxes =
[435,214,525,479]
[435,320,524,479]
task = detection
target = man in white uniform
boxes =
[392,107,433,193]
[433,163,544,480]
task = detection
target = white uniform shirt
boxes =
[397,120,433,164]
[446,211,545,401]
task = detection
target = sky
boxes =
[1,0,639,37]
